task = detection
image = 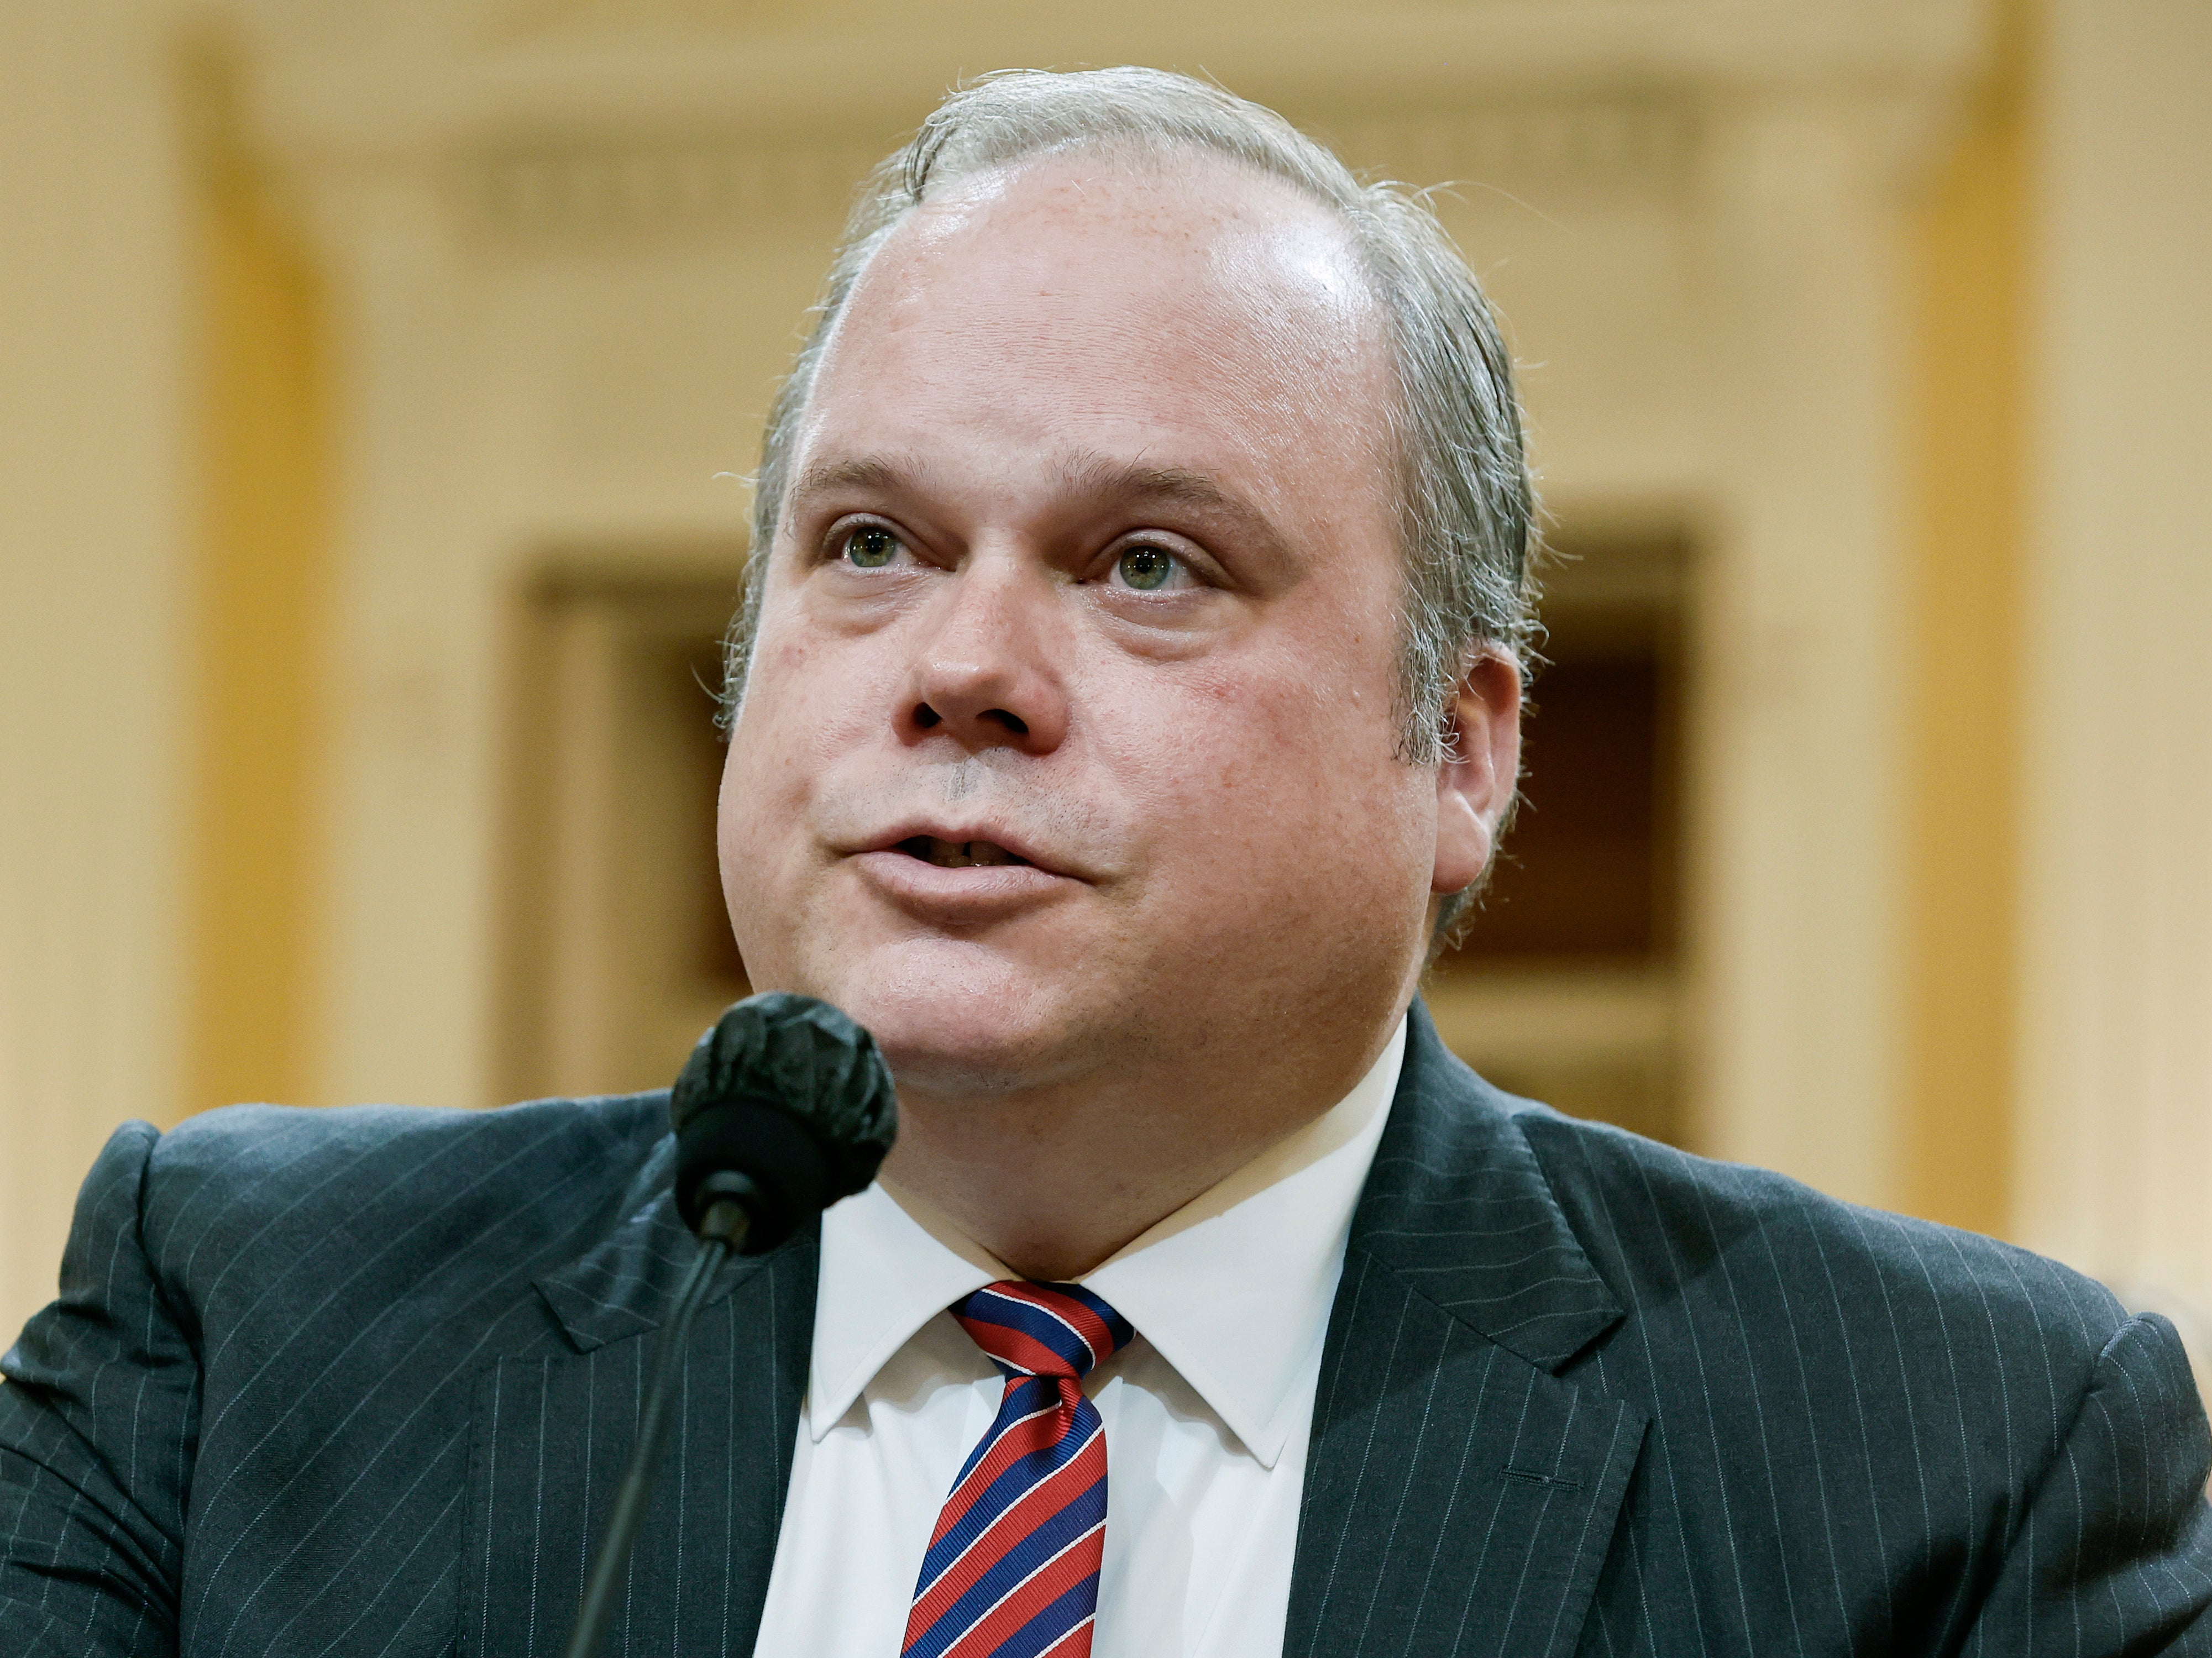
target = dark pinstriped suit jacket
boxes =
[3,1005,2209,1656]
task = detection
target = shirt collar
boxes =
[806,1016,1406,1470]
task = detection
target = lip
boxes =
[843,819,1091,924]
[858,818,1081,879]
[848,849,1075,922]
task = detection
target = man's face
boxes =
[720,154,1449,1099]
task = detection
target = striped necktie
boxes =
[901,1280,1135,1658]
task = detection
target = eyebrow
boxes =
[1058,455,1244,516]
[787,455,915,508]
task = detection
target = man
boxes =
[2,66,2207,1658]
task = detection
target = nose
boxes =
[901,560,1069,755]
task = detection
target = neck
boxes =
[877,1017,1401,1282]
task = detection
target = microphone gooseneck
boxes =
[562,993,898,1658]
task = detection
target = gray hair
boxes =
[722,67,1537,925]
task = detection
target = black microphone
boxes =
[562,993,897,1658]
[670,990,901,1253]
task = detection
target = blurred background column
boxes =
[0,1,193,1337]
[2016,0,2212,1361]
[1693,95,1917,1210]
[295,168,509,1115]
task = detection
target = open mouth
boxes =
[897,835,1031,869]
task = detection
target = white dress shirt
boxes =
[752,1015,1405,1657]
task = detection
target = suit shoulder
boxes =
[139,1093,670,1304]
[1508,1099,2130,1362]
[150,1091,665,1191]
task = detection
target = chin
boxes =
[802,937,1098,1096]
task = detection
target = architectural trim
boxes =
[462,96,1701,247]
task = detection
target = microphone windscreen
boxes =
[669,993,898,1253]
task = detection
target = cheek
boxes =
[732,602,890,777]
[1109,647,1429,899]
[717,626,836,887]
[715,730,781,933]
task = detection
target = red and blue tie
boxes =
[901,1281,1135,1658]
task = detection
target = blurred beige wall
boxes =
[183,46,333,1130]
[1902,0,2028,1243]
[2,0,2207,1361]
[1,1,193,1340]
[2015,0,2212,1352]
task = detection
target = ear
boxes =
[1432,648,1523,896]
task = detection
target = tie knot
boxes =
[951,1281,1133,1381]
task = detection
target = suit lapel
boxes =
[1286,1004,1648,1658]
[460,1140,817,1658]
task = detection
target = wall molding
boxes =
[461,94,1700,248]
[465,132,880,245]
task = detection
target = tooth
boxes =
[967,841,1013,866]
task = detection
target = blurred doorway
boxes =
[1427,529,1690,1144]
[499,564,749,1103]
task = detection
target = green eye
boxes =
[844,526,899,568]
[1116,546,1177,591]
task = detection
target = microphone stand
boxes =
[559,1194,748,1658]
[552,990,898,1657]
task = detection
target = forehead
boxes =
[793,150,1395,492]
